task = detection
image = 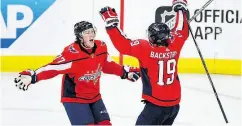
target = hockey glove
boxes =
[99,6,119,29]
[14,69,37,91]
[172,0,187,12]
[121,66,140,82]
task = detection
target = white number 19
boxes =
[157,59,176,86]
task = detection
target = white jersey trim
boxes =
[35,62,72,74]
[176,11,184,31]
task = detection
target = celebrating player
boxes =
[14,21,140,125]
[100,0,188,125]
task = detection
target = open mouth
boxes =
[89,39,94,42]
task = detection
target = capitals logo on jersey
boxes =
[1,0,55,48]
[155,6,190,30]
[79,64,102,84]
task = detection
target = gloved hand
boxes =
[14,69,37,91]
[172,0,188,12]
[121,66,140,82]
[99,6,119,29]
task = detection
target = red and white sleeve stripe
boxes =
[35,62,72,82]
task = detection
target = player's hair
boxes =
[75,37,82,44]
[74,21,96,44]
[74,21,96,38]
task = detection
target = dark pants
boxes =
[136,101,180,125]
[63,99,110,125]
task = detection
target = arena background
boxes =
[1,0,241,75]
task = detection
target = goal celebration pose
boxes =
[100,0,188,125]
[14,21,140,125]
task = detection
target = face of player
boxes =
[81,28,96,48]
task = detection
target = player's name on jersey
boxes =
[150,51,177,59]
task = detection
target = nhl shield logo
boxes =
[155,6,190,30]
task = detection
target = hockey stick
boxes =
[187,20,228,123]
[185,0,228,123]
[188,0,214,23]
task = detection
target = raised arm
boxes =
[172,0,189,40]
[99,7,143,58]
[172,10,189,41]
[106,27,141,56]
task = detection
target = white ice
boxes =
[0,73,241,126]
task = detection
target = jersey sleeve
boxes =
[34,51,72,82]
[106,27,144,59]
[102,54,123,77]
[169,10,189,49]
[173,10,189,39]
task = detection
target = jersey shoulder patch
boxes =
[68,44,79,53]
[54,43,81,63]
[101,41,106,46]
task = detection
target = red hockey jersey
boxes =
[106,11,188,106]
[34,40,124,103]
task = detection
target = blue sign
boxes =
[1,0,56,48]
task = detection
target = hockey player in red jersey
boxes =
[100,0,188,125]
[14,21,140,125]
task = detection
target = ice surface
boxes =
[0,73,241,126]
